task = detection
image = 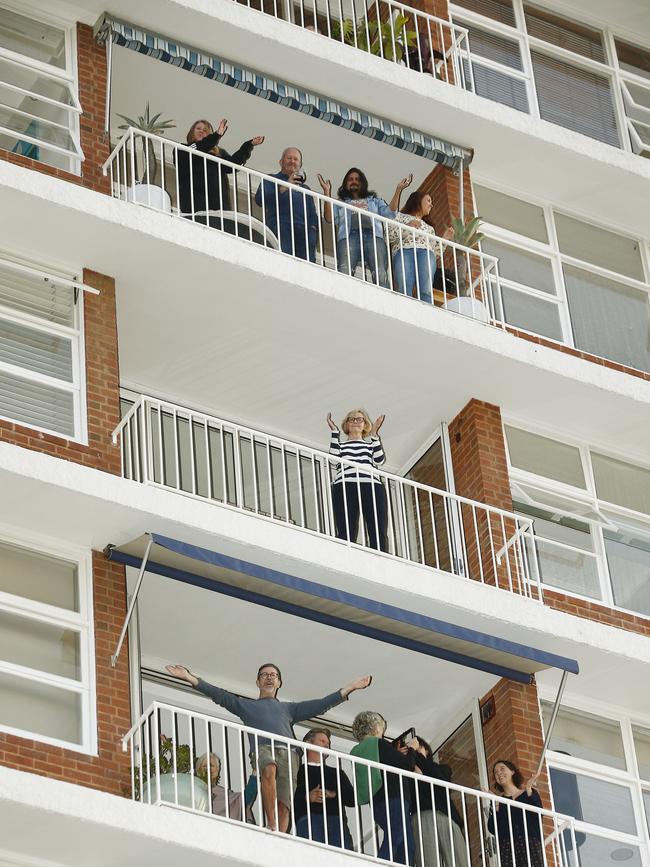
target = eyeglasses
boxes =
[259,672,279,679]
[346,416,365,424]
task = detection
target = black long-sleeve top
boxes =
[411,753,464,827]
[377,739,415,801]
[176,131,254,216]
[487,789,543,845]
[293,762,356,821]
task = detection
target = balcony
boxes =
[113,394,541,601]
[124,699,578,867]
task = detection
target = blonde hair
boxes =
[342,408,372,437]
[196,752,221,784]
[186,119,220,155]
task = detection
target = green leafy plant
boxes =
[117,102,176,184]
[332,15,416,62]
[450,216,485,296]
[133,733,204,800]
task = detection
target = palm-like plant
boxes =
[450,216,485,296]
[117,103,176,185]
[332,14,416,62]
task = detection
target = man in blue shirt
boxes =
[166,661,371,833]
[255,147,319,262]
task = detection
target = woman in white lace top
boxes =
[387,191,454,304]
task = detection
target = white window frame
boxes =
[503,416,650,619]
[0,0,83,173]
[538,689,650,867]
[472,179,650,370]
[0,250,90,443]
[451,0,650,155]
[0,524,97,754]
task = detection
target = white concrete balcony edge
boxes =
[0,763,353,867]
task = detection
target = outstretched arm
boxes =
[166,664,199,687]
[165,664,245,718]
[340,674,372,699]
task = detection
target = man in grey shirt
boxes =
[166,661,371,833]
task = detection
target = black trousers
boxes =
[332,481,388,552]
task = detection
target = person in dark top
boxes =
[254,147,318,261]
[294,728,355,849]
[487,759,544,867]
[403,736,468,867]
[351,711,416,865]
[166,662,371,834]
[176,118,264,227]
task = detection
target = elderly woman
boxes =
[196,752,244,821]
[487,760,543,867]
[387,190,455,304]
[327,409,388,552]
[176,118,264,225]
[350,711,415,865]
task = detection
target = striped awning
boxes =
[96,15,472,169]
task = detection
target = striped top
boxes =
[329,431,386,483]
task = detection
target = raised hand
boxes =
[371,415,385,436]
[341,674,373,698]
[251,135,265,146]
[327,412,338,431]
[395,174,413,193]
[165,664,198,686]
[317,173,332,196]
[525,773,540,795]
[216,118,229,137]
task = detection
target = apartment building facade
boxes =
[0,0,649,864]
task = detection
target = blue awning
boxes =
[107,532,579,683]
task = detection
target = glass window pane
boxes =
[555,214,644,281]
[0,57,75,106]
[473,186,548,242]
[0,541,78,610]
[531,50,620,147]
[505,425,586,488]
[468,61,529,111]
[0,318,73,382]
[0,8,66,68]
[571,832,642,867]
[483,239,556,293]
[465,23,523,70]
[549,768,637,835]
[604,529,650,616]
[542,704,625,769]
[644,790,650,836]
[564,266,650,373]
[592,452,650,514]
[0,670,81,744]
[524,5,605,62]
[0,261,75,327]
[0,610,80,679]
[453,0,516,26]
[616,40,650,81]
[500,286,564,340]
[518,504,600,597]
[0,368,74,436]
[633,727,650,782]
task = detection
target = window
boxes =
[0,6,83,171]
[451,0,650,154]
[474,184,650,370]
[0,536,95,751]
[0,254,87,440]
[505,423,650,617]
[541,702,650,867]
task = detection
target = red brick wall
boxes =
[0,552,131,796]
[545,590,650,638]
[0,23,110,194]
[0,268,122,475]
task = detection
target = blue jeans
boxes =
[296,814,353,849]
[337,229,389,288]
[373,794,414,864]
[393,247,437,304]
[277,219,316,262]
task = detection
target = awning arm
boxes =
[535,670,569,777]
[110,533,153,667]
[495,520,533,565]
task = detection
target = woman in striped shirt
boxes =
[327,408,388,552]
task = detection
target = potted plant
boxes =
[116,103,176,211]
[134,733,209,810]
[332,14,416,63]
[446,216,490,322]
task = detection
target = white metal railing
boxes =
[112,395,542,600]
[124,700,578,867]
[102,128,505,327]
[232,0,474,90]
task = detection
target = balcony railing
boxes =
[232,0,474,90]
[124,700,577,866]
[113,395,542,600]
[102,128,504,328]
